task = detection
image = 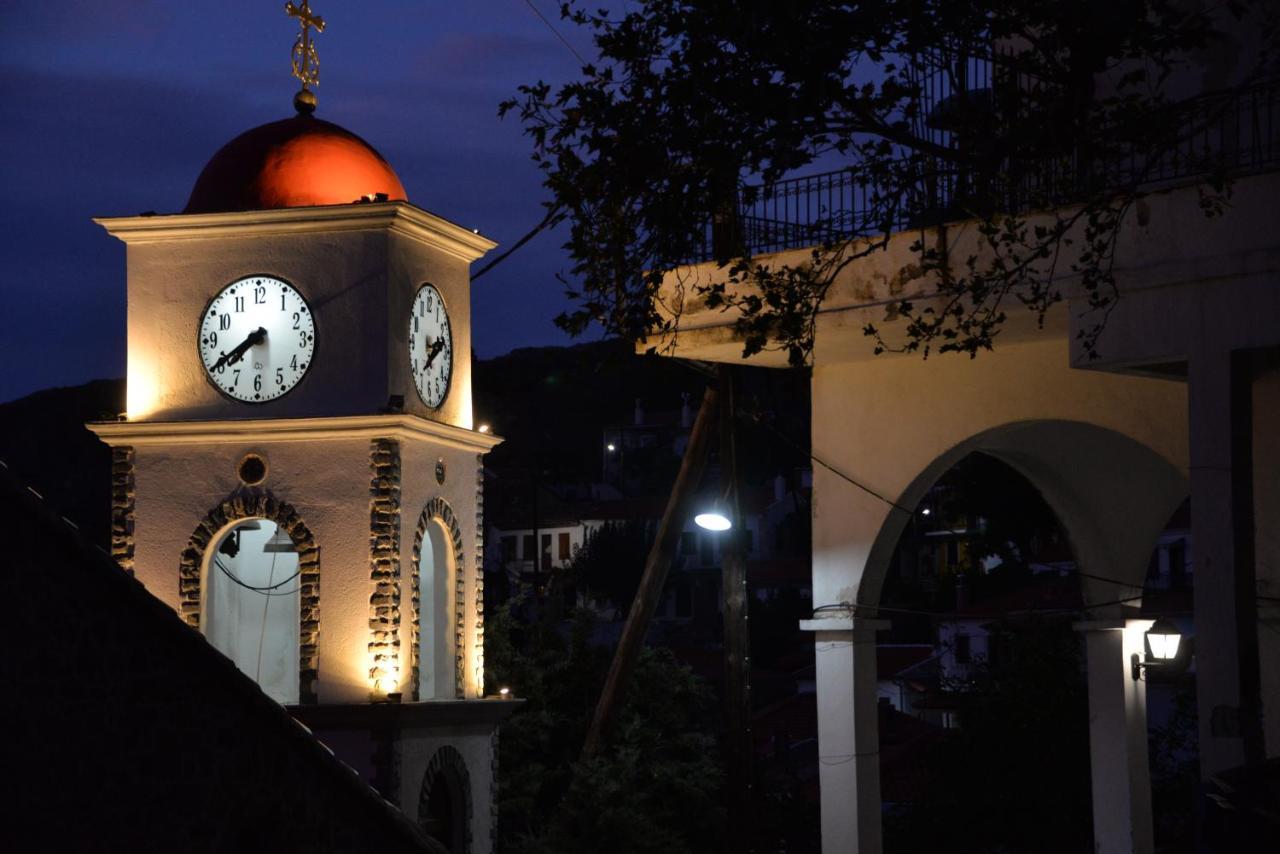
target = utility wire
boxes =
[213,551,300,593]
[521,0,589,66]
[471,205,562,282]
[669,357,1280,612]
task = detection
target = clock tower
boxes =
[88,7,511,852]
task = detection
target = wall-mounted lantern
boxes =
[1130,618,1184,681]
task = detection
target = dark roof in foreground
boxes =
[0,460,441,853]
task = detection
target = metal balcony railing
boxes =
[694,80,1280,263]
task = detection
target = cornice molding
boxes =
[93,202,497,262]
[87,413,504,453]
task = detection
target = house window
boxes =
[521,534,535,562]
[955,633,971,664]
[558,532,571,562]
[541,533,552,570]
[501,535,516,562]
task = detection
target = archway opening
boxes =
[419,747,471,854]
[203,518,300,704]
[877,452,1092,853]
[419,518,457,700]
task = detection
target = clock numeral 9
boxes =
[208,331,218,347]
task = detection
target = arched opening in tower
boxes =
[203,519,301,704]
[419,518,457,700]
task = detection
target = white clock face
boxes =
[408,283,452,408]
[198,275,316,403]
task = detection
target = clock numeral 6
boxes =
[253,375,263,392]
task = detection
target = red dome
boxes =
[184,115,408,214]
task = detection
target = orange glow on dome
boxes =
[184,116,407,214]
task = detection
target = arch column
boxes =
[1074,619,1156,854]
[801,614,889,854]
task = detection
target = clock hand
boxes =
[423,337,446,369]
[211,327,267,372]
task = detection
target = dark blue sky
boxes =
[0,0,595,403]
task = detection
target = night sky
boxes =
[0,1,594,404]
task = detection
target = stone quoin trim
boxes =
[411,496,466,700]
[178,488,321,704]
[474,453,485,692]
[110,446,136,574]
[418,745,473,854]
[368,438,402,695]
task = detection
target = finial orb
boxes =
[293,89,317,115]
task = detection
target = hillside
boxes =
[0,341,810,550]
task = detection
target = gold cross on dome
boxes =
[286,0,325,91]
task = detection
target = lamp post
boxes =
[1130,618,1185,681]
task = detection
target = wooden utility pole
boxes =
[582,386,719,759]
[719,365,753,851]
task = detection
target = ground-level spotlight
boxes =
[606,442,617,453]
[478,423,491,434]
[499,686,512,699]
[1131,618,1184,681]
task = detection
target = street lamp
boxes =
[695,499,732,531]
[1130,618,1184,681]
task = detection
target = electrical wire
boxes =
[254,533,284,684]
[668,358,1280,616]
[471,205,562,282]
[520,0,589,65]
[213,552,300,593]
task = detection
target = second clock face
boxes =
[198,275,316,403]
[408,283,452,408]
